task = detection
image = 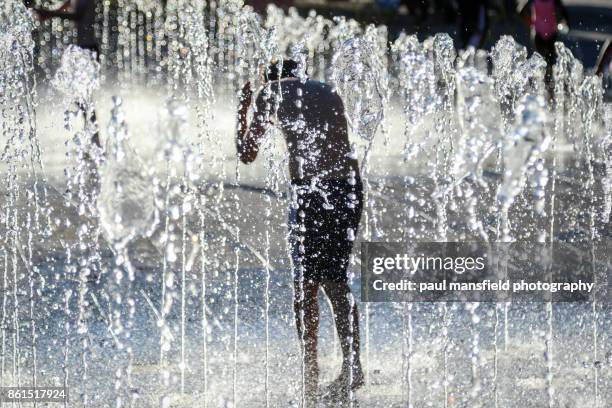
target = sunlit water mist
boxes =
[1,0,611,407]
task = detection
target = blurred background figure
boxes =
[596,39,611,75]
[520,0,570,66]
[457,0,490,49]
[401,0,429,25]
[35,0,99,57]
[34,0,101,148]
[246,0,294,15]
[597,39,612,100]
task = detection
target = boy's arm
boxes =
[236,83,269,164]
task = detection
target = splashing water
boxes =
[53,45,101,105]
[454,67,501,183]
[99,97,157,246]
[498,94,551,216]
[331,34,387,142]
[0,3,611,408]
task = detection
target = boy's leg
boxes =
[294,277,321,403]
[321,280,364,389]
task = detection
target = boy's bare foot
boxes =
[321,363,364,404]
[304,369,319,408]
[336,362,365,390]
[304,393,318,408]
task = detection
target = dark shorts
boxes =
[288,178,363,284]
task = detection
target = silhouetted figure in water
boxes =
[520,0,570,86]
[236,60,364,405]
[35,0,101,148]
[457,0,489,49]
[596,40,612,76]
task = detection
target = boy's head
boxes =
[264,59,300,82]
